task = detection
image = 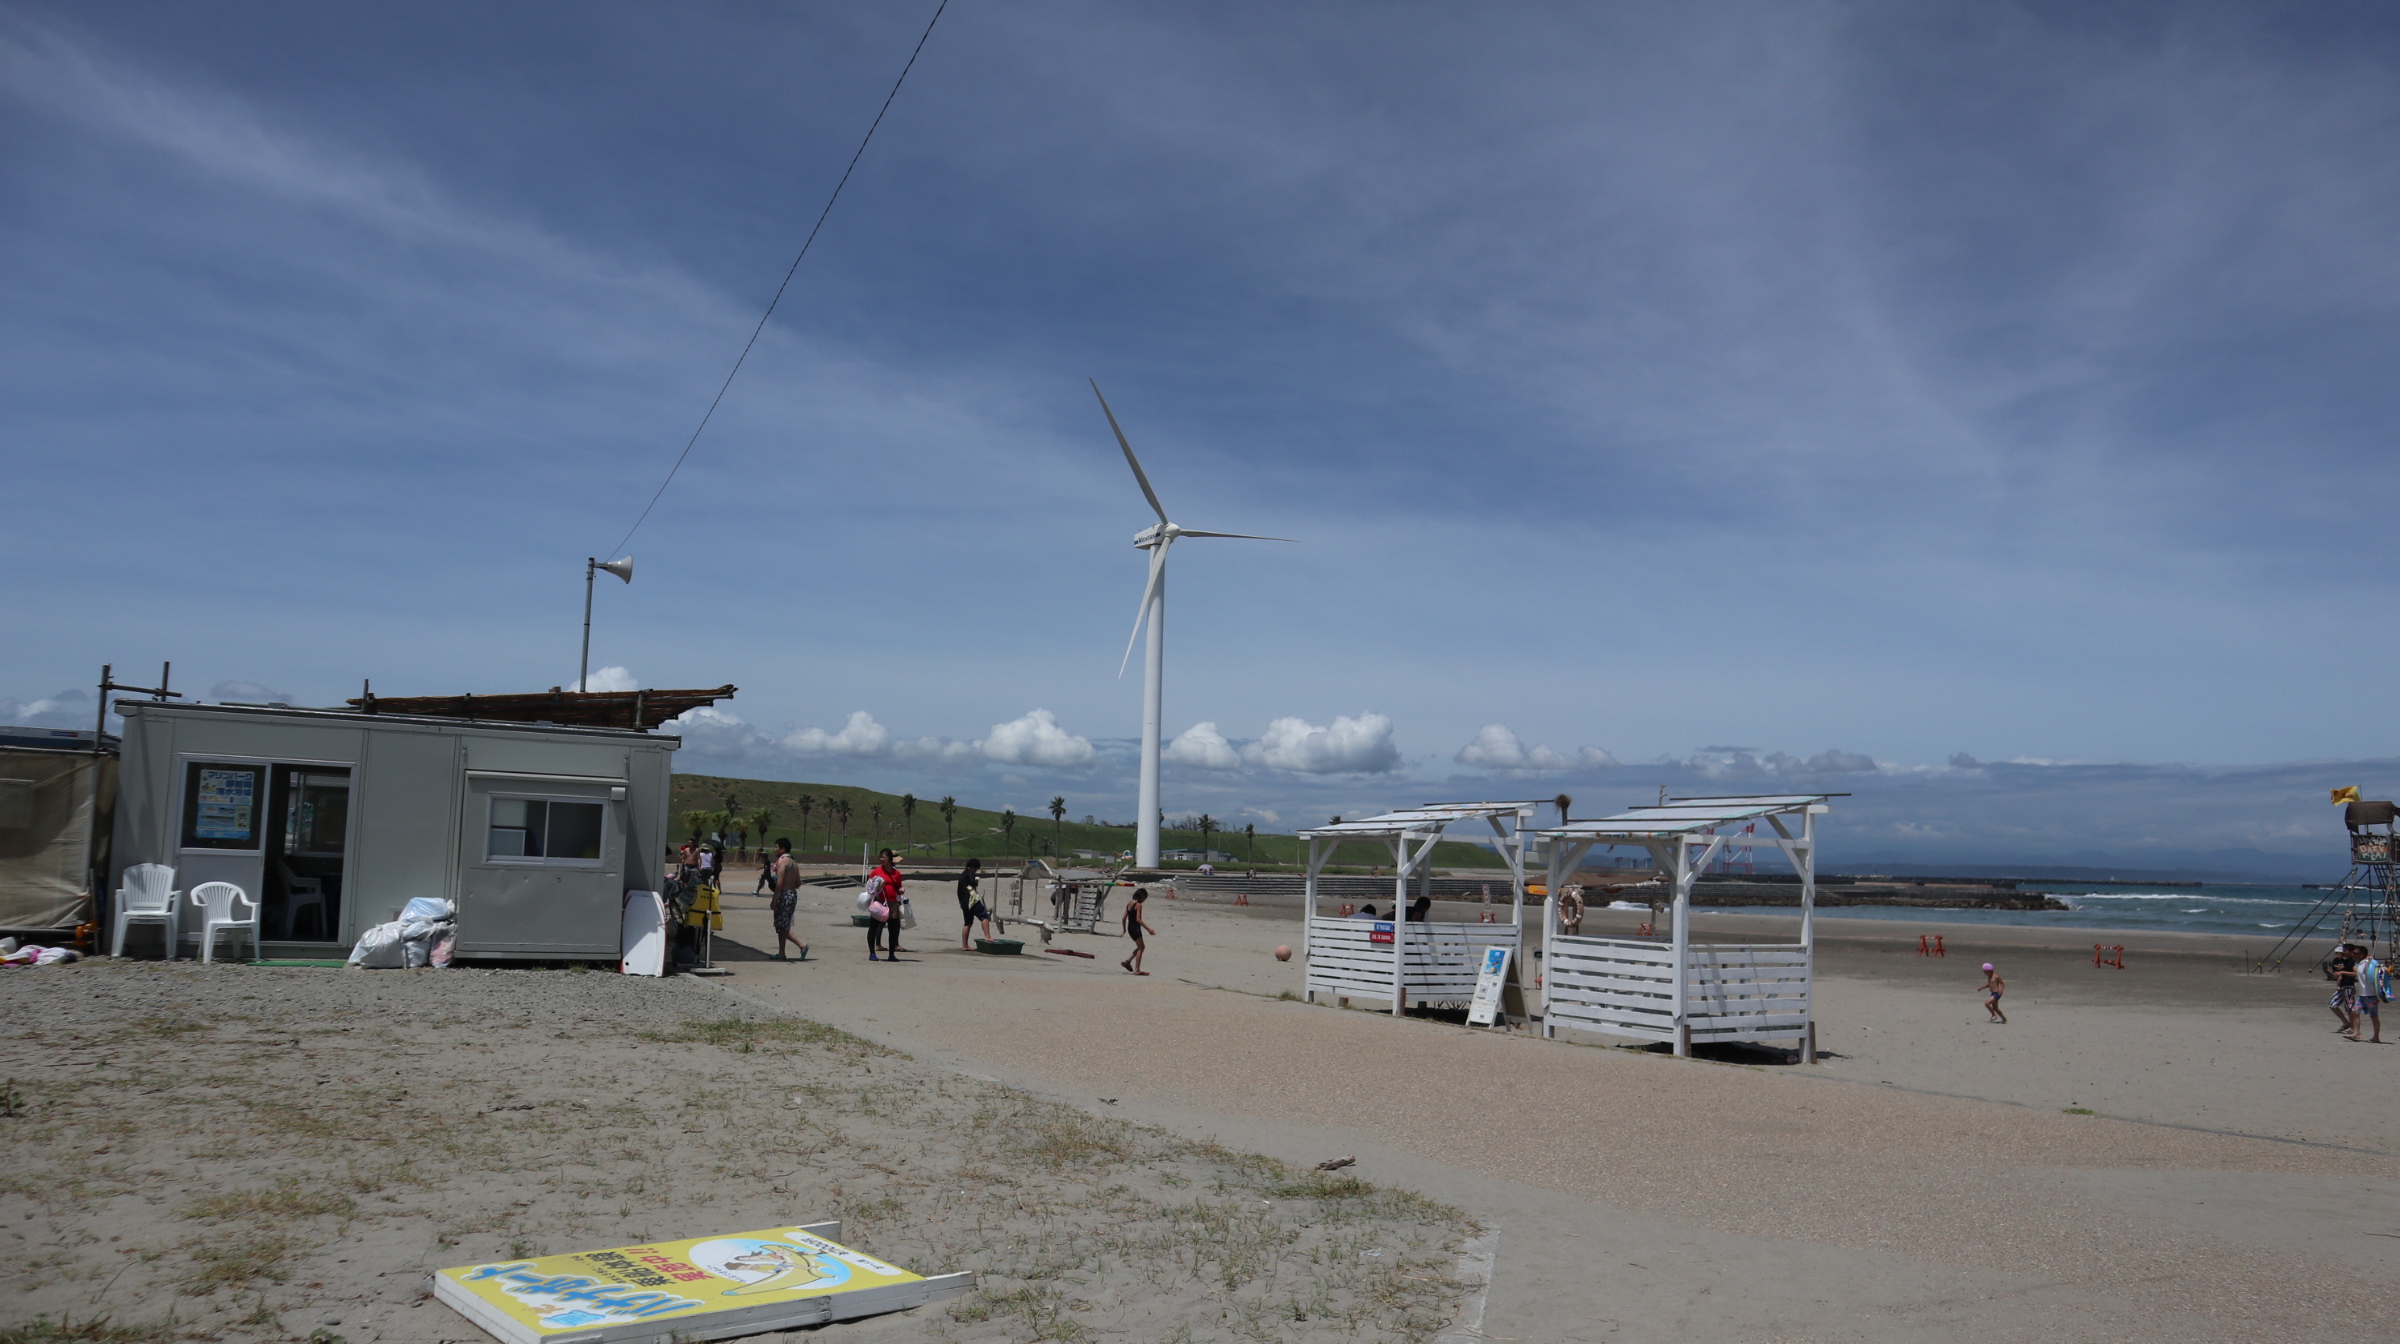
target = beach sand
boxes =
[0,961,1473,1343]
[707,880,2399,1343]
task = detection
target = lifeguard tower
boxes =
[1535,794,1834,1059]
[1295,803,1536,1014]
[2257,796,2400,969]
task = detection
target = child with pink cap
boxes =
[1979,962,2007,1023]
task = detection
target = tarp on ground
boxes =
[0,747,113,931]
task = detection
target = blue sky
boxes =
[5,3,2397,875]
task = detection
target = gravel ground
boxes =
[0,959,1475,1344]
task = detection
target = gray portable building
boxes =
[112,701,676,959]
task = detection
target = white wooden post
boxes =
[1800,806,1818,1061]
[1540,893,1556,1037]
[1669,837,1691,1058]
[1302,836,1327,1003]
[1391,833,1407,1017]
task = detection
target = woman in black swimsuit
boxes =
[1121,887,1155,975]
[956,858,991,950]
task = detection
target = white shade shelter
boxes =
[1536,794,1835,1060]
[1296,803,1538,1015]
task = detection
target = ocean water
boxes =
[1679,883,2350,940]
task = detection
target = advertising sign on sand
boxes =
[1466,946,1512,1027]
[435,1223,971,1344]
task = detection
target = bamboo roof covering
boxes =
[343,684,734,732]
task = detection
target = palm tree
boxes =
[1049,796,1066,856]
[682,810,709,844]
[835,797,854,854]
[940,795,957,856]
[1245,822,1256,865]
[1000,808,1017,859]
[795,794,815,854]
[1196,813,1216,862]
[901,793,917,850]
[869,802,884,850]
[749,807,775,856]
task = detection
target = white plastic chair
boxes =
[111,864,181,958]
[277,860,327,939]
[188,882,261,964]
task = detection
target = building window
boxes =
[181,762,267,851]
[487,796,606,864]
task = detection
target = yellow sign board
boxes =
[434,1223,969,1344]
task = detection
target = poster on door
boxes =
[193,768,256,841]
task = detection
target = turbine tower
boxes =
[1092,379,1294,869]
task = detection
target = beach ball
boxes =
[1274,945,1291,962]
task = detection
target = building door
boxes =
[458,775,623,958]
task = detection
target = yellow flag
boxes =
[2333,786,2361,805]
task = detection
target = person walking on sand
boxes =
[864,869,893,962]
[754,849,775,896]
[872,849,909,955]
[956,858,995,950]
[1120,887,1156,975]
[2329,943,2361,1036]
[2356,947,2387,1043]
[1979,962,2007,1023]
[768,839,808,962]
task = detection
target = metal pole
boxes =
[578,558,596,693]
[85,664,111,936]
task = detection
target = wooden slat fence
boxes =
[1305,919,1520,1006]
[1543,938,1810,1044]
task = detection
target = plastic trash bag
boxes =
[347,921,408,969]
[401,896,454,922]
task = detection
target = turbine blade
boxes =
[1118,540,1170,678]
[1174,530,1300,542]
[1091,379,1170,525]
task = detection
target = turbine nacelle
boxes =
[1134,522,1178,549]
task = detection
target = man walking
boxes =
[769,839,808,962]
[2355,945,2386,1043]
[2329,942,2361,1037]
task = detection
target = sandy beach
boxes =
[706,877,2398,1343]
[7,877,2392,1344]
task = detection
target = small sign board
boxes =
[1368,920,1395,945]
[1466,946,1512,1027]
[434,1222,971,1344]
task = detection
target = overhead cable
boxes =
[604,0,951,556]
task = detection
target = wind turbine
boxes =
[1091,379,1295,869]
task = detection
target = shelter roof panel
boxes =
[1539,794,1834,840]
[1297,801,1537,838]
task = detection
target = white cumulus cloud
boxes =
[578,666,639,693]
[1578,746,1619,767]
[0,688,93,727]
[1166,721,1242,770]
[1454,723,1574,770]
[895,734,979,763]
[1244,712,1400,774]
[782,711,890,757]
[208,679,296,704]
[979,709,1095,768]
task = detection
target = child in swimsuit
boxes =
[1980,963,2006,1023]
[1121,888,1155,975]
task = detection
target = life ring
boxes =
[1556,885,1586,931]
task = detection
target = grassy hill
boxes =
[668,772,1501,872]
